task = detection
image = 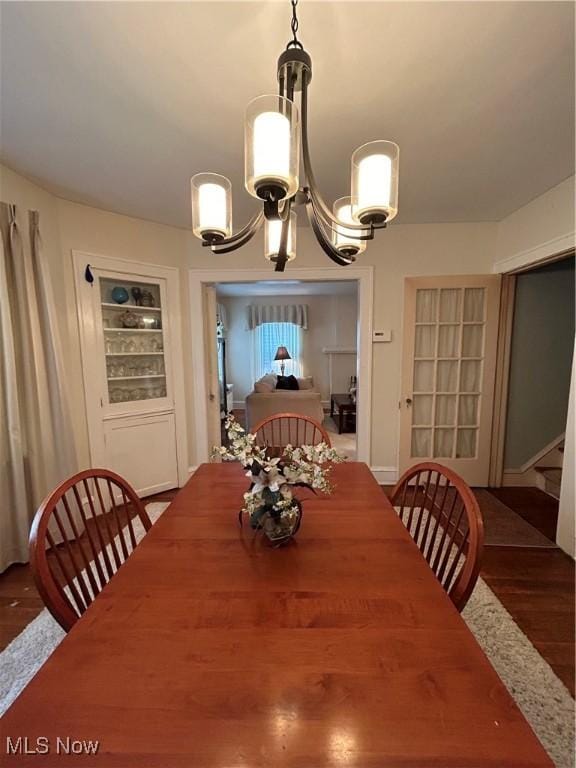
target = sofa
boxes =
[245,374,324,432]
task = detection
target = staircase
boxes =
[535,442,564,499]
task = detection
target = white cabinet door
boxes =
[74,252,187,495]
[399,275,501,486]
[103,412,178,496]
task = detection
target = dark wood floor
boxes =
[1,486,573,696]
[488,486,561,541]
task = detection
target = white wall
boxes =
[1,165,193,468]
[220,291,358,404]
[495,175,575,273]
[191,223,498,471]
[2,163,501,473]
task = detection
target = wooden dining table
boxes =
[1,462,552,767]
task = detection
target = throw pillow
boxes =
[297,376,314,390]
[276,375,299,390]
[254,381,274,393]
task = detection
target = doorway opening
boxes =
[215,280,359,458]
[189,266,374,466]
[496,254,575,524]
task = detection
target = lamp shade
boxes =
[245,95,300,201]
[332,196,367,257]
[351,140,399,225]
[191,173,232,241]
[264,210,297,263]
[274,346,291,362]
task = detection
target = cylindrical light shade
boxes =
[191,173,232,241]
[264,210,297,263]
[332,197,367,257]
[245,95,300,201]
[351,140,399,225]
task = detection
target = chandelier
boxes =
[190,0,399,271]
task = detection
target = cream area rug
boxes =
[1,502,574,767]
[323,416,357,460]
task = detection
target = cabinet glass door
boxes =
[99,277,168,405]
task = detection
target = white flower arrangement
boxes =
[212,415,345,541]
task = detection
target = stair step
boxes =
[535,467,563,483]
[535,466,562,499]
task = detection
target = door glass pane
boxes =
[460,360,482,392]
[463,288,485,322]
[438,325,460,358]
[458,395,479,426]
[100,277,167,405]
[414,360,434,392]
[435,395,456,426]
[439,289,462,322]
[434,428,454,458]
[413,395,433,425]
[415,325,436,358]
[456,428,477,458]
[436,360,458,392]
[462,325,484,357]
[411,428,432,458]
[416,289,437,322]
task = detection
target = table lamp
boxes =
[274,346,291,376]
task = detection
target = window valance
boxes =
[246,304,308,330]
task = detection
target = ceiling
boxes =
[216,280,357,297]
[1,2,574,229]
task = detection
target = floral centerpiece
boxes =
[213,415,345,544]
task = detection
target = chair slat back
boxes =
[390,462,483,611]
[252,413,331,454]
[29,468,152,631]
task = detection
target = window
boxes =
[254,322,303,379]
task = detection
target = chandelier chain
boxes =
[287,0,303,50]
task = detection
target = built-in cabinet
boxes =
[73,252,187,496]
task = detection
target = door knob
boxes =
[405,397,412,406]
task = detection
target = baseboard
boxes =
[370,466,398,485]
[187,466,198,480]
[502,468,538,487]
[232,401,245,410]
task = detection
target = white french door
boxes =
[399,275,501,486]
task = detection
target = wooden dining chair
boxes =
[29,468,152,631]
[390,462,484,612]
[252,412,331,453]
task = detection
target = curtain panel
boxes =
[0,203,77,572]
[253,323,303,380]
[246,304,309,331]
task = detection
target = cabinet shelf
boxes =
[106,352,164,357]
[108,374,166,381]
[104,328,163,334]
[102,303,162,312]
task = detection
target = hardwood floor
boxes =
[488,486,561,541]
[1,486,573,697]
[481,546,575,695]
